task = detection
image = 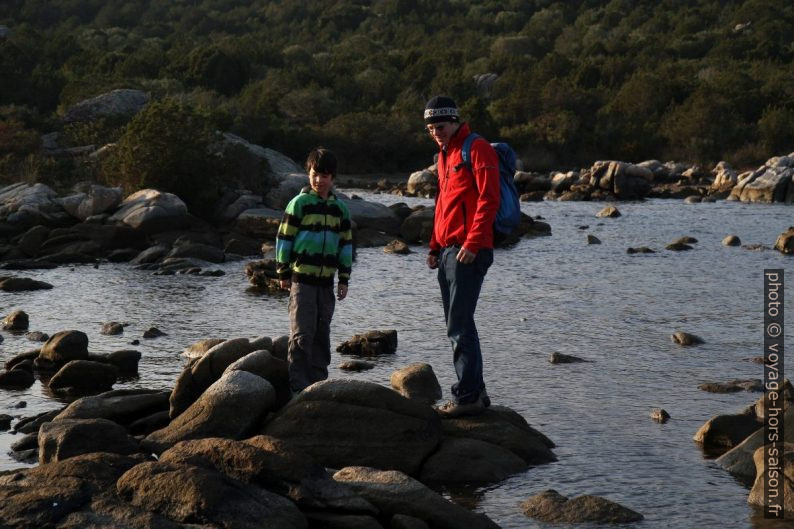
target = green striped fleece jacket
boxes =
[276,187,353,286]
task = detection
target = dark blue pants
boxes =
[437,246,493,404]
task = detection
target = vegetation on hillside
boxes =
[2,0,793,188]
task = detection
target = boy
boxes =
[276,148,353,393]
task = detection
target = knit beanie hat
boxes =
[424,96,459,124]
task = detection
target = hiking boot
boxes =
[435,397,486,418]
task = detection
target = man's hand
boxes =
[456,246,476,264]
[337,283,348,300]
[427,253,439,269]
[279,279,291,290]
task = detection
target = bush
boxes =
[101,98,221,218]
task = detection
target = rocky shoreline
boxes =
[0,328,593,528]
[694,380,794,514]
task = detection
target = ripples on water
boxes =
[0,195,792,529]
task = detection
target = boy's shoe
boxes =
[435,397,486,418]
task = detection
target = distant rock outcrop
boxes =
[62,89,149,123]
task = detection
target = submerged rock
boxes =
[100,322,124,335]
[549,352,588,364]
[339,360,375,372]
[521,489,644,523]
[671,331,704,345]
[0,277,53,291]
[650,408,670,423]
[698,379,763,393]
[337,330,398,356]
[595,206,621,218]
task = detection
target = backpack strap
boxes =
[460,132,481,173]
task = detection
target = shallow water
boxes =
[0,194,792,528]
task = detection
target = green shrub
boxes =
[101,98,221,218]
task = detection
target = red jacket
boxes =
[429,123,500,254]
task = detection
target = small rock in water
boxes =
[25,331,49,342]
[339,360,375,372]
[586,234,601,245]
[549,352,588,364]
[684,195,702,203]
[130,339,140,345]
[698,379,763,393]
[0,370,35,389]
[671,236,698,245]
[2,310,29,331]
[14,401,27,409]
[384,240,413,255]
[665,242,693,251]
[626,247,655,254]
[742,244,769,251]
[143,327,167,339]
[744,356,771,365]
[722,235,741,246]
[101,322,125,335]
[337,330,398,356]
[521,489,643,523]
[595,206,621,218]
[650,408,670,423]
[671,331,704,346]
[577,225,589,230]
[0,414,12,431]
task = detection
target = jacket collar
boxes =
[301,186,336,200]
[444,122,471,152]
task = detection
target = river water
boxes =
[0,193,792,528]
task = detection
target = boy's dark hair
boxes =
[305,147,337,178]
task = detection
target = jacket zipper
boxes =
[320,196,328,281]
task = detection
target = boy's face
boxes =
[309,168,333,198]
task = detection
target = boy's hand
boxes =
[279,279,291,290]
[337,283,348,300]
[427,254,438,269]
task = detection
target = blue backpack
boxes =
[461,133,521,236]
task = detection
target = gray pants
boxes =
[288,282,336,392]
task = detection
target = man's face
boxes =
[426,121,458,148]
[309,168,333,198]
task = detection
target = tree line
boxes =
[1,0,793,190]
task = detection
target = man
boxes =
[424,95,500,417]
